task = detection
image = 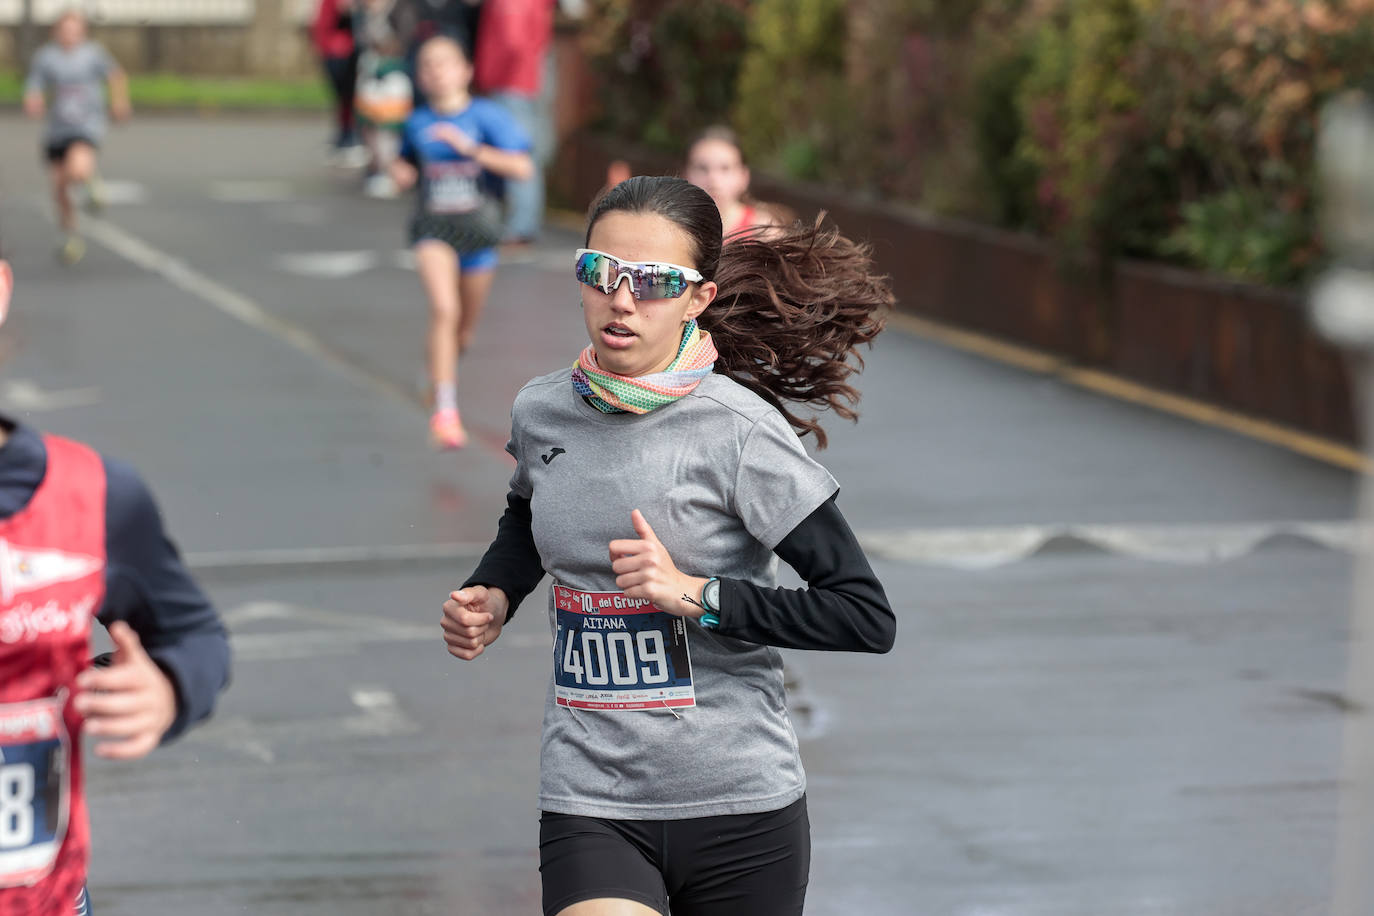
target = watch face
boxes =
[703,578,721,611]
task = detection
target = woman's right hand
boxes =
[441,585,509,660]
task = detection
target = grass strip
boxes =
[0,71,330,110]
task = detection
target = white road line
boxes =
[187,684,420,762]
[223,599,550,662]
[274,250,379,278]
[859,520,1369,568]
[185,541,489,570]
[81,216,419,409]
[94,180,148,205]
[183,518,1368,576]
[0,379,101,411]
[207,180,299,202]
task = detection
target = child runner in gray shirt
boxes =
[23,9,130,265]
[443,176,897,916]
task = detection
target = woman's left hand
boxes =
[610,510,706,618]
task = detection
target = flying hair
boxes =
[586,176,892,447]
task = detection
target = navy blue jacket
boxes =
[0,420,230,741]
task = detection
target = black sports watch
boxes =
[699,577,721,629]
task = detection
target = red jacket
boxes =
[474,0,554,96]
[312,0,356,60]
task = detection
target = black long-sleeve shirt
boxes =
[464,491,895,654]
[0,420,231,741]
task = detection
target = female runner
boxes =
[441,175,895,916]
[683,126,782,240]
[390,33,533,449]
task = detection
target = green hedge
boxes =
[579,0,1374,287]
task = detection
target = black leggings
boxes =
[538,796,809,916]
[321,54,357,140]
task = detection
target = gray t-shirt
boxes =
[508,369,838,819]
[25,42,115,143]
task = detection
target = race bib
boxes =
[424,160,482,214]
[0,695,69,888]
[553,587,695,711]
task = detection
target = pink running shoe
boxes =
[429,408,468,450]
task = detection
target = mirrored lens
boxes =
[632,264,688,299]
[575,251,613,290]
[575,252,691,299]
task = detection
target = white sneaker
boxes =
[363,173,398,199]
[329,144,369,169]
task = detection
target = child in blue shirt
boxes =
[390,34,533,450]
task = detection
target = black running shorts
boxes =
[408,202,504,256]
[538,796,810,916]
[43,136,98,164]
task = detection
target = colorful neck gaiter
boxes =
[572,319,718,414]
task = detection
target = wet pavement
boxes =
[0,114,1360,915]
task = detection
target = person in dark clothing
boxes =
[312,0,363,161]
[395,0,484,104]
[0,246,231,916]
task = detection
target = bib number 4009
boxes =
[0,763,35,849]
[562,630,670,686]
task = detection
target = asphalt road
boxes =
[0,114,1362,916]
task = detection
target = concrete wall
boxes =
[0,0,317,77]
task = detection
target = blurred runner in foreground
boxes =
[390,34,532,450]
[22,10,130,266]
[0,243,232,915]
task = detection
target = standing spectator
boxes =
[22,9,130,266]
[354,0,414,198]
[396,0,484,73]
[312,0,365,166]
[474,0,555,246]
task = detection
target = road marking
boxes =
[859,519,1367,568]
[94,180,147,205]
[0,378,101,411]
[208,179,299,202]
[887,311,1370,473]
[80,216,420,409]
[187,685,420,764]
[185,515,1369,579]
[266,202,330,226]
[78,214,519,462]
[222,600,550,662]
[185,541,489,572]
[274,250,379,278]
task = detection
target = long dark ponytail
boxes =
[587,176,891,448]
